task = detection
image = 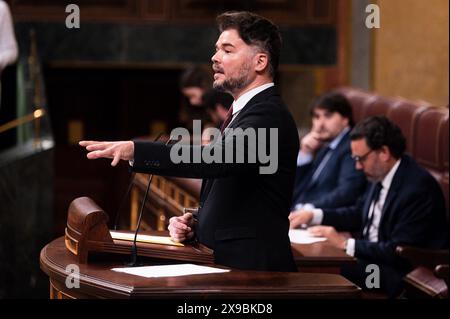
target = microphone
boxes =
[112,132,164,231]
[127,134,177,267]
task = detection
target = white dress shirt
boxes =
[226,82,274,128]
[311,159,401,256]
[365,159,401,242]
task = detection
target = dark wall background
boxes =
[1,0,341,298]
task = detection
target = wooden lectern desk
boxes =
[39,197,361,299]
[40,237,361,299]
[292,242,356,273]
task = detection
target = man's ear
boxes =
[254,53,269,73]
[379,145,391,162]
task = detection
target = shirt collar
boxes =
[328,126,350,150]
[232,83,275,115]
[381,159,402,190]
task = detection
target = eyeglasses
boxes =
[351,149,373,163]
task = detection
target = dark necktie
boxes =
[220,105,234,133]
[363,182,383,238]
[201,106,234,210]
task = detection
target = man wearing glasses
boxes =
[289,116,448,297]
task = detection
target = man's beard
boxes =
[213,62,252,94]
[365,165,385,183]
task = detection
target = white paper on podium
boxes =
[289,229,327,244]
[110,230,184,247]
[112,263,230,278]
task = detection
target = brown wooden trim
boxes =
[323,0,350,90]
[10,0,338,26]
[40,237,361,298]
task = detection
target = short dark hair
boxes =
[202,89,233,111]
[216,11,282,79]
[350,116,406,159]
[180,65,211,90]
[310,91,354,127]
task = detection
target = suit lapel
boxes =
[363,183,378,226]
[305,146,331,189]
[228,86,278,129]
[378,157,407,229]
[200,86,278,205]
[200,179,212,205]
[305,131,349,189]
[296,147,327,194]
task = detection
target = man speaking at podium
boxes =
[80,11,299,272]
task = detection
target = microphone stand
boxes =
[127,134,174,267]
[113,133,163,231]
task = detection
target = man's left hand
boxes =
[79,140,134,166]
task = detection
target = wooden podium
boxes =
[64,197,213,264]
[40,237,361,299]
[39,197,361,299]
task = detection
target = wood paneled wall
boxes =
[8,0,336,25]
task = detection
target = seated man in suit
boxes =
[289,116,448,297]
[291,92,366,212]
[201,89,233,144]
[178,65,212,132]
[80,11,299,272]
[202,89,233,128]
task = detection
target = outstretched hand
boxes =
[79,140,134,166]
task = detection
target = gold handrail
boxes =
[0,108,45,134]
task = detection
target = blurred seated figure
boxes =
[202,89,233,127]
[291,92,366,212]
[289,116,448,298]
[200,89,233,145]
[178,64,212,131]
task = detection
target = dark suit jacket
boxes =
[132,86,299,272]
[322,155,448,296]
[291,131,366,210]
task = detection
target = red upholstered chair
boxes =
[397,246,449,299]
[387,100,428,155]
[413,107,448,180]
[335,87,374,123]
[362,95,393,118]
[402,266,448,299]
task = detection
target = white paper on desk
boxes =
[111,263,230,278]
[289,229,327,244]
[110,230,184,247]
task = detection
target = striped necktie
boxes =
[220,105,234,133]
